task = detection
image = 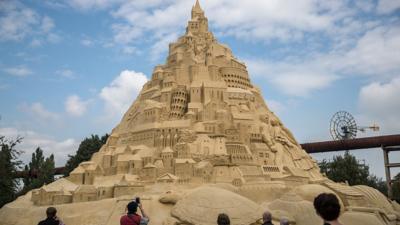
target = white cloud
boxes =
[338,26,400,77]
[3,65,33,77]
[0,1,38,41]
[81,38,93,47]
[65,95,89,117]
[0,127,78,166]
[355,0,375,12]
[121,46,138,55]
[99,70,148,117]
[19,102,60,121]
[108,0,354,55]
[56,69,75,79]
[207,0,342,41]
[377,0,400,14]
[246,58,338,97]
[111,23,143,45]
[272,72,337,97]
[30,39,42,47]
[67,0,121,11]
[44,1,68,9]
[245,22,399,97]
[0,1,57,42]
[110,0,192,56]
[41,16,54,33]
[358,77,400,134]
[47,33,61,43]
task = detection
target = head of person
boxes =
[263,211,272,223]
[127,201,138,214]
[313,193,341,221]
[280,218,289,225]
[46,207,57,218]
[217,213,230,225]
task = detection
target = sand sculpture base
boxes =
[1,179,399,225]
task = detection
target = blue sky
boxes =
[0,0,399,178]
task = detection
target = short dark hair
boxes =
[313,193,341,221]
[46,207,57,218]
[217,213,230,225]
[127,201,138,214]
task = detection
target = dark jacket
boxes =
[262,221,274,225]
[38,218,60,225]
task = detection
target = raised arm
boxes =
[139,204,149,219]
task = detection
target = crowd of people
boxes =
[215,193,343,225]
[37,193,343,225]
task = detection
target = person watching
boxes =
[217,213,230,225]
[314,193,343,225]
[280,218,289,225]
[38,207,65,225]
[120,198,149,225]
[262,211,274,225]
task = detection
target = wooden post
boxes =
[383,147,393,199]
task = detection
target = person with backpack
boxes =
[38,207,65,225]
[120,198,149,225]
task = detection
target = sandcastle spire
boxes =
[193,0,203,12]
[191,0,204,19]
[188,0,209,35]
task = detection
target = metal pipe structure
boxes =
[301,134,400,199]
[301,134,400,153]
[383,148,393,199]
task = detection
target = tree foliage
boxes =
[64,134,108,176]
[0,136,23,208]
[21,147,55,194]
[392,173,400,202]
[319,151,387,195]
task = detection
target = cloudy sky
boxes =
[0,0,399,178]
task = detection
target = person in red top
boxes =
[120,199,149,225]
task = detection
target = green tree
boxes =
[21,147,55,194]
[319,151,387,195]
[64,134,108,176]
[392,173,400,202]
[0,136,23,208]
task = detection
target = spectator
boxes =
[217,213,230,225]
[314,193,343,225]
[280,218,289,225]
[120,198,150,225]
[38,207,65,225]
[262,211,274,225]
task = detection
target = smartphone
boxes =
[136,197,140,204]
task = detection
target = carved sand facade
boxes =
[1,1,399,225]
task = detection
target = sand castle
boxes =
[1,1,399,225]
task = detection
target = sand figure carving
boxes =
[1,1,399,225]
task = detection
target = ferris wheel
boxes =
[330,111,379,140]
